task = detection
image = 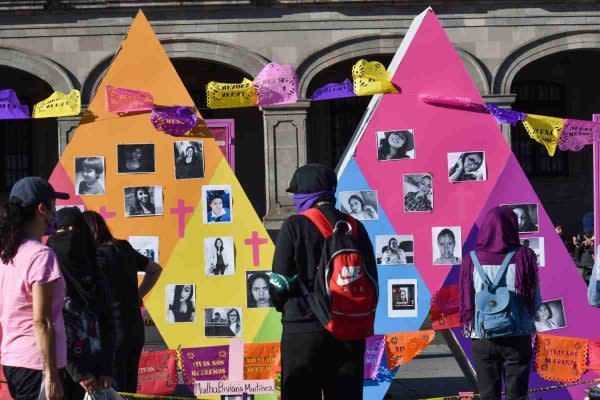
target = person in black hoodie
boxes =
[81,210,163,393]
[47,207,113,400]
[272,164,377,400]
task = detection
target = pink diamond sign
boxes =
[334,7,600,399]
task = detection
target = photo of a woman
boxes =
[247,271,273,308]
[376,129,415,160]
[376,235,414,265]
[502,203,539,233]
[448,151,486,182]
[339,191,379,221]
[432,227,462,265]
[167,284,196,323]
[174,141,205,180]
[403,174,433,212]
[204,237,235,276]
[226,308,242,337]
[534,299,566,332]
[381,238,406,265]
[203,185,232,223]
[125,186,163,217]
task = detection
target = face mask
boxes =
[43,210,58,236]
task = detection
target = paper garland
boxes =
[32,89,81,118]
[0,89,29,119]
[254,62,298,106]
[535,333,588,383]
[151,106,198,137]
[351,59,398,97]
[105,84,154,113]
[311,79,356,101]
[385,330,435,370]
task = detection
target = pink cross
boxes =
[170,199,194,238]
[244,231,268,266]
[98,206,116,220]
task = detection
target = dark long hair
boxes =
[378,131,410,159]
[449,152,484,176]
[247,272,272,308]
[134,187,155,214]
[81,210,117,247]
[0,198,45,264]
[214,238,224,254]
[172,285,195,315]
[347,194,365,211]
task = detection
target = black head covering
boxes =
[57,206,82,230]
[286,163,337,194]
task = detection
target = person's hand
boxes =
[44,371,64,400]
[98,376,112,390]
[79,374,97,394]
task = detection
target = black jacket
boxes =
[272,203,377,333]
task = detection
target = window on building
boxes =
[511,81,568,177]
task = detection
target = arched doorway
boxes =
[510,49,600,236]
[0,66,57,199]
[171,58,266,218]
[306,54,394,169]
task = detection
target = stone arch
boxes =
[0,46,76,93]
[297,34,402,98]
[297,35,491,98]
[456,48,491,95]
[493,30,600,94]
[82,39,271,103]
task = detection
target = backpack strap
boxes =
[470,251,493,289]
[301,208,359,239]
[301,208,334,238]
[490,250,517,290]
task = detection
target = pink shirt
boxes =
[0,240,67,370]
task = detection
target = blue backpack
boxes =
[471,249,520,338]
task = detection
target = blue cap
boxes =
[9,177,69,207]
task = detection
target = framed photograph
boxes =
[375,235,414,265]
[74,156,105,195]
[501,203,539,233]
[246,271,273,308]
[202,185,232,224]
[388,279,417,318]
[403,174,433,212]
[447,151,487,182]
[376,129,415,161]
[520,237,545,267]
[166,284,196,323]
[129,236,159,263]
[174,140,205,180]
[204,237,235,276]
[204,307,242,337]
[117,144,155,174]
[339,190,379,221]
[124,186,163,217]
[534,299,566,332]
[432,226,462,265]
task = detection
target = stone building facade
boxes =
[1,0,600,235]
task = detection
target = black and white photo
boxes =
[129,236,159,263]
[339,190,379,221]
[246,271,273,308]
[432,226,462,265]
[388,279,417,318]
[174,140,205,180]
[202,185,232,223]
[75,156,105,195]
[166,284,196,323]
[520,237,545,267]
[502,203,539,233]
[117,144,155,174]
[534,299,566,332]
[205,307,242,337]
[448,151,486,182]
[124,186,163,217]
[204,237,235,276]
[375,235,414,265]
[403,174,433,212]
[376,129,415,161]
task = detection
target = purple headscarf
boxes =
[459,206,539,332]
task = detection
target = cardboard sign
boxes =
[243,342,280,380]
[535,334,588,383]
[137,350,177,395]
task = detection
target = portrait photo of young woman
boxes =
[403,174,433,212]
[124,186,163,217]
[166,284,196,323]
[339,190,379,221]
[117,144,155,174]
[204,236,235,276]
[202,185,232,223]
[447,151,486,182]
[246,271,273,308]
[432,226,462,265]
[376,129,415,161]
[174,140,205,180]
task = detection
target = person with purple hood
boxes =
[459,206,541,400]
[271,163,376,400]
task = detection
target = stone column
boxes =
[261,100,310,230]
[482,94,517,146]
[57,111,83,156]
